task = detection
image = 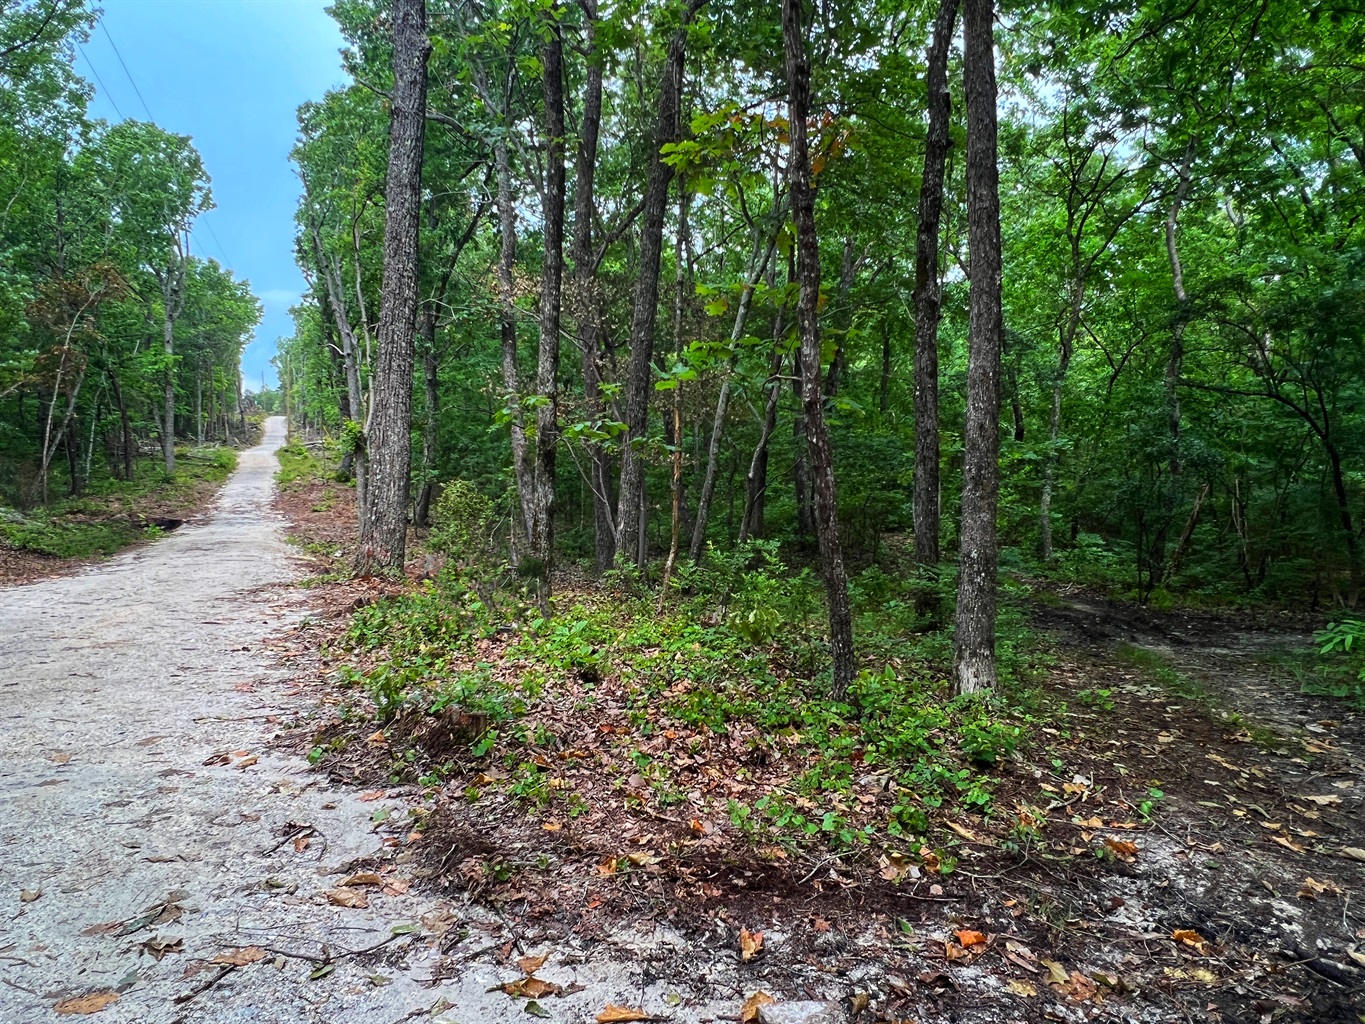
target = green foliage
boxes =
[428,480,498,565]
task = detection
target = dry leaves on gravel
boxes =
[739,927,764,961]
[326,886,369,908]
[54,991,119,1015]
[739,992,775,1023]
[212,946,268,967]
[596,1006,657,1023]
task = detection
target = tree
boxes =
[356,0,431,574]
[952,0,1004,695]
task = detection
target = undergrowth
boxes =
[0,446,235,559]
[316,540,1047,864]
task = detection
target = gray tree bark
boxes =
[953,0,1004,695]
[356,0,430,574]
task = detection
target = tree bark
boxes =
[570,0,615,571]
[912,0,958,614]
[356,0,430,574]
[530,5,567,600]
[614,0,705,565]
[782,0,856,699]
[953,0,1004,695]
[415,310,439,528]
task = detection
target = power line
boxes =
[95,17,234,270]
[99,20,154,122]
[76,43,124,121]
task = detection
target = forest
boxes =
[0,1,261,565]
[3,0,1365,1021]
[276,0,1365,680]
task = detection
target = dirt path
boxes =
[0,419,769,1024]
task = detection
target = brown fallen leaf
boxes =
[212,946,268,966]
[1301,794,1342,807]
[1104,837,1139,860]
[202,751,231,766]
[140,936,184,961]
[54,991,120,1015]
[20,888,42,903]
[293,836,311,853]
[596,1006,656,1023]
[1007,978,1038,997]
[359,789,387,802]
[50,752,71,764]
[365,730,388,747]
[1270,835,1307,854]
[326,887,368,909]
[233,755,259,770]
[739,991,775,1023]
[1298,877,1343,900]
[499,976,561,999]
[79,921,123,937]
[1172,929,1209,954]
[739,927,763,961]
[955,929,988,948]
[340,872,384,888]
[518,953,550,974]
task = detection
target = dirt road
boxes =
[0,419,765,1024]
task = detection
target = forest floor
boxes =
[266,470,1365,1023]
[0,435,254,588]
[4,436,1361,1024]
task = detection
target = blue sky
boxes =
[76,0,346,389]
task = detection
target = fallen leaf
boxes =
[211,946,267,967]
[50,752,71,764]
[233,755,259,770]
[1172,929,1209,954]
[79,921,123,937]
[1042,959,1069,985]
[1301,794,1342,807]
[139,936,183,961]
[1298,877,1343,900]
[1346,948,1365,968]
[1104,838,1139,860]
[309,963,335,980]
[499,976,561,999]
[20,888,42,903]
[1341,847,1365,862]
[542,821,562,831]
[54,991,120,1015]
[1270,835,1307,854]
[326,887,368,909]
[596,1006,656,1023]
[293,836,311,853]
[525,1001,552,1019]
[739,991,775,1023]
[518,953,550,974]
[359,789,387,802]
[365,730,387,747]
[739,927,763,961]
[955,929,988,948]
[340,872,383,888]
[1007,978,1038,997]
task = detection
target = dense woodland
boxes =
[0,2,261,509]
[274,0,1365,692]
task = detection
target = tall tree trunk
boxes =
[662,189,691,592]
[312,223,367,509]
[614,0,705,565]
[109,367,132,482]
[415,313,439,529]
[1039,286,1079,561]
[570,0,615,571]
[356,0,430,574]
[494,126,534,561]
[161,310,176,474]
[953,0,1004,695]
[530,6,567,601]
[194,359,204,445]
[690,230,776,560]
[740,345,785,543]
[912,0,958,613]
[782,0,855,699]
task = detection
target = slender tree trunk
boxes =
[356,0,430,574]
[312,224,367,508]
[109,368,132,482]
[530,6,567,601]
[161,311,176,474]
[782,0,855,699]
[415,311,439,528]
[740,346,785,543]
[912,0,958,613]
[494,127,534,561]
[570,0,615,571]
[194,360,204,445]
[614,0,705,564]
[690,231,776,560]
[1039,290,1079,561]
[953,0,1004,695]
[662,190,691,591]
